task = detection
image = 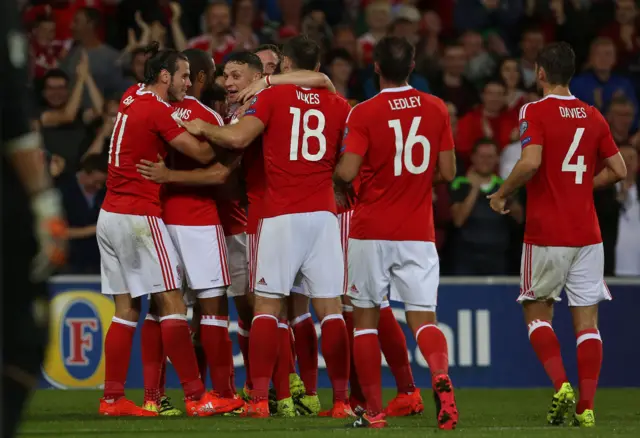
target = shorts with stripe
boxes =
[226,233,248,297]
[518,243,612,307]
[338,210,353,295]
[97,210,181,299]
[166,224,229,304]
[248,230,304,295]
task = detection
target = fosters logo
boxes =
[42,291,114,389]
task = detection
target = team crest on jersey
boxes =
[519,121,528,137]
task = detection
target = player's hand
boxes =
[31,189,68,282]
[487,192,510,215]
[76,50,90,78]
[237,77,268,103]
[178,118,207,136]
[134,11,149,33]
[137,154,170,183]
[233,100,252,119]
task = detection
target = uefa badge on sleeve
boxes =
[519,121,528,137]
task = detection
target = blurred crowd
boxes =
[21,0,640,277]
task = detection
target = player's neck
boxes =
[543,85,571,98]
[145,84,169,101]
[379,79,409,91]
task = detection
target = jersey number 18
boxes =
[289,107,326,162]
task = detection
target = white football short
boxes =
[166,224,229,305]
[254,211,343,299]
[225,232,248,297]
[248,232,304,294]
[518,243,612,306]
[97,210,181,299]
[338,210,353,295]
[348,239,439,311]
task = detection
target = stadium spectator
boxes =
[453,0,523,39]
[187,0,236,64]
[518,27,545,89]
[324,48,361,104]
[232,0,260,51]
[599,0,640,70]
[459,30,495,87]
[498,57,527,117]
[56,153,107,274]
[332,24,358,60]
[357,0,392,67]
[607,95,638,146]
[449,139,523,275]
[429,43,479,117]
[571,38,639,128]
[82,94,120,160]
[615,145,640,276]
[29,13,71,79]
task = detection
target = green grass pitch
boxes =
[19,388,640,437]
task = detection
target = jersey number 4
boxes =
[289,107,326,161]
[108,112,128,167]
[389,117,430,176]
[562,127,587,184]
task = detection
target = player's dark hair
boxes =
[254,44,282,73]
[202,82,228,106]
[472,138,499,154]
[182,48,215,84]
[80,153,108,174]
[282,35,321,71]
[373,36,415,85]
[536,42,575,87]
[42,69,70,87]
[77,7,102,29]
[143,41,188,85]
[226,51,264,73]
[325,48,354,66]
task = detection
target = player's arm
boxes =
[434,105,457,183]
[334,106,366,190]
[237,71,336,102]
[168,132,216,163]
[40,66,86,127]
[137,153,242,185]
[593,152,627,189]
[181,116,265,150]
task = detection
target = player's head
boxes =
[223,51,263,104]
[471,139,499,177]
[372,36,415,86]
[281,35,321,73]
[254,44,282,74]
[143,42,191,102]
[535,42,575,88]
[619,144,638,176]
[182,49,215,99]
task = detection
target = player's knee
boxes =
[405,305,437,332]
[234,295,253,324]
[153,289,187,316]
[312,297,342,321]
[199,294,228,316]
[570,305,599,334]
[253,293,282,316]
[113,295,141,322]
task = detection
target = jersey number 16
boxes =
[389,117,431,176]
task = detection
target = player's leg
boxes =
[346,238,387,428]
[249,215,299,417]
[303,212,351,418]
[519,243,575,425]
[342,294,365,414]
[96,211,155,417]
[379,298,421,417]
[238,232,259,399]
[565,243,611,428]
[289,284,317,400]
[394,241,457,430]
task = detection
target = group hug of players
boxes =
[95,33,626,430]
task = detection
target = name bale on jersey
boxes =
[388,96,421,111]
[296,90,320,105]
[559,107,587,119]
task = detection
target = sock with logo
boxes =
[379,303,416,394]
[576,329,603,414]
[528,320,568,391]
[103,317,137,400]
[160,315,205,401]
[237,320,252,390]
[141,314,163,404]
[273,320,292,400]
[292,313,318,395]
[415,324,449,377]
[353,329,383,416]
[200,315,234,398]
[249,314,281,400]
[320,314,350,402]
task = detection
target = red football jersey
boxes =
[242,138,266,234]
[343,85,454,242]
[102,85,185,217]
[162,96,223,226]
[217,198,247,236]
[518,94,619,247]
[187,34,236,65]
[247,85,352,217]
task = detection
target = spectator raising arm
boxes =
[169,2,188,52]
[40,56,88,128]
[83,64,104,123]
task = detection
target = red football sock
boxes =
[320,315,349,402]
[237,320,252,389]
[249,314,280,400]
[141,315,163,403]
[288,327,296,374]
[160,315,205,400]
[343,309,364,403]
[416,324,449,376]
[194,343,207,387]
[379,305,415,394]
[292,313,318,395]
[103,317,136,400]
[527,320,568,391]
[273,320,292,400]
[200,315,234,398]
[353,329,382,416]
[576,329,603,414]
[159,360,167,396]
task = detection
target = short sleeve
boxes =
[342,104,369,157]
[519,104,544,149]
[595,110,620,160]
[154,102,185,143]
[449,179,470,204]
[244,88,273,126]
[440,108,455,152]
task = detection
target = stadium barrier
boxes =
[41,276,640,390]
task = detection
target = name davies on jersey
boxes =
[388,96,422,111]
[559,106,587,119]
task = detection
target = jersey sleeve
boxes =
[342,104,369,157]
[153,102,185,143]
[244,88,273,126]
[594,109,620,160]
[518,104,544,149]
